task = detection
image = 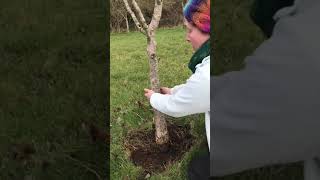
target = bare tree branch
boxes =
[122,0,147,35]
[132,0,148,31]
[149,0,163,32]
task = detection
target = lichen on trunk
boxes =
[147,36,169,145]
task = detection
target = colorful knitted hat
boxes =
[183,0,210,33]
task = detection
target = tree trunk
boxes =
[123,0,169,145]
[147,0,169,145]
[147,32,169,145]
[125,14,129,33]
[181,0,185,26]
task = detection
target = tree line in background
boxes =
[110,0,187,32]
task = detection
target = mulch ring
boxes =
[124,123,194,174]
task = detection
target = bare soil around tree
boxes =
[124,122,194,174]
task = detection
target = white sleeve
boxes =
[150,64,210,118]
[171,84,186,94]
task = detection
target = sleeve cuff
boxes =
[150,93,163,110]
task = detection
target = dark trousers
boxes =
[187,151,210,180]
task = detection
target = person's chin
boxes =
[192,47,198,52]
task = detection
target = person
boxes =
[211,0,320,178]
[144,0,210,179]
[250,0,294,37]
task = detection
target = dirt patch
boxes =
[124,123,194,173]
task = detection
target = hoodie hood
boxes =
[274,0,320,20]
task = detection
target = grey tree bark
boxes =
[123,0,169,145]
[125,13,129,33]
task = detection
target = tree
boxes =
[122,0,169,145]
[110,0,129,32]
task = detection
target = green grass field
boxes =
[110,27,209,179]
[213,0,265,75]
[0,1,107,179]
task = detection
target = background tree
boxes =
[111,0,185,32]
[110,0,129,32]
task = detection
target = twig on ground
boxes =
[64,154,102,180]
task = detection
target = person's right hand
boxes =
[160,87,172,95]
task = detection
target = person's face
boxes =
[184,20,210,51]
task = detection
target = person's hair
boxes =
[183,0,210,33]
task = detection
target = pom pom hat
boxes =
[183,0,210,33]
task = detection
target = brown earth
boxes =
[124,123,194,174]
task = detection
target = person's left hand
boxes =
[144,88,154,100]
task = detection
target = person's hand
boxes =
[144,88,155,100]
[160,87,172,95]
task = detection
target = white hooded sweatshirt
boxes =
[150,56,210,150]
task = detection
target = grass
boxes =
[0,1,107,179]
[213,0,265,75]
[110,27,209,179]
